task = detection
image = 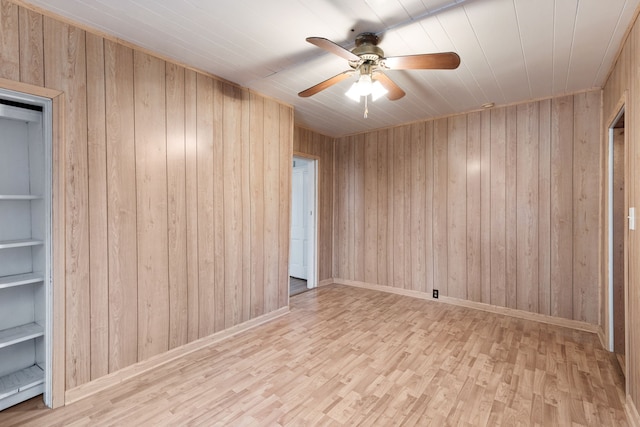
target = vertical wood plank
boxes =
[250,93,265,317]
[573,91,601,324]
[411,122,426,293]
[403,126,412,289]
[393,127,406,288]
[377,130,389,286]
[166,62,188,349]
[196,73,215,338]
[550,95,574,319]
[490,107,507,307]
[364,132,378,285]
[104,40,138,372]
[223,84,243,328]
[278,104,292,308]
[354,134,365,283]
[334,138,349,280]
[386,130,395,287]
[18,7,44,86]
[44,17,90,388]
[447,115,467,299]
[292,127,302,152]
[134,51,169,360]
[505,105,518,309]
[320,136,334,281]
[516,102,539,313]
[85,32,109,380]
[241,89,251,320]
[0,0,19,80]
[184,69,199,342]
[480,110,492,304]
[467,112,482,302]
[538,99,552,316]
[433,119,448,294]
[263,98,280,313]
[298,127,309,153]
[212,80,225,331]
[424,121,434,295]
[347,137,356,281]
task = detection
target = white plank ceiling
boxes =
[25,0,640,137]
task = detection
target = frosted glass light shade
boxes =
[371,81,388,101]
[345,83,361,102]
[345,73,384,102]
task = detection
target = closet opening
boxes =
[608,105,626,377]
[289,156,318,297]
[0,88,53,410]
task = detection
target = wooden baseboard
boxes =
[64,307,289,405]
[332,278,598,334]
[597,326,609,351]
[317,278,334,287]
[628,396,640,427]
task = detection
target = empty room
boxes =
[0,0,639,425]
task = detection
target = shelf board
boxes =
[0,195,42,200]
[0,273,44,289]
[0,365,44,402]
[0,323,44,349]
[0,239,44,249]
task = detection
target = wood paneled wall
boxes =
[333,92,602,324]
[603,9,640,418]
[0,0,292,393]
[293,127,334,282]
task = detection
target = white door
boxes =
[290,164,307,279]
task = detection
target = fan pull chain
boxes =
[364,96,368,118]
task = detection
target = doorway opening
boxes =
[289,156,318,297]
[608,106,626,375]
[0,88,53,410]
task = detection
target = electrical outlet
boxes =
[433,289,439,299]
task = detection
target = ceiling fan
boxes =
[298,32,461,102]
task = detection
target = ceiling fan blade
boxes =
[384,52,460,70]
[306,37,360,62]
[374,73,405,101]
[298,71,354,98]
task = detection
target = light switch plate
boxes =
[630,207,636,230]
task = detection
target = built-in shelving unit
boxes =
[0,94,51,411]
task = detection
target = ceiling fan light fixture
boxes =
[345,73,373,101]
[301,33,459,101]
[346,72,387,102]
[371,80,388,101]
[345,74,388,113]
[355,73,373,96]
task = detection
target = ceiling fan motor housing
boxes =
[351,32,384,65]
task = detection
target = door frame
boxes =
[291,153,319,290]
[605,95,628,381]
[0,78,65,408]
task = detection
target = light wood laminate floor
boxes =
[0,284,628,426]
